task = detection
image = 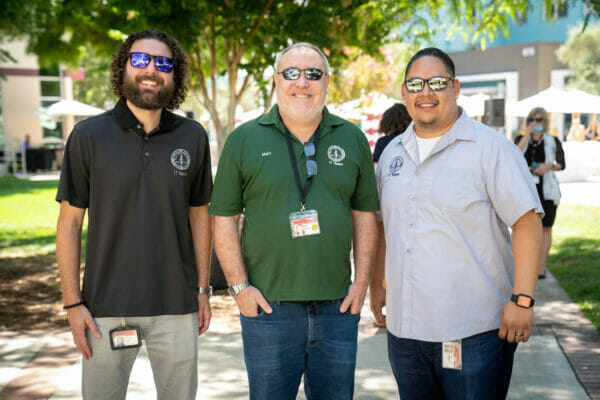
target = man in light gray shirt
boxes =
[370,47,543,399]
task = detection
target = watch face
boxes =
[516,295,532,308]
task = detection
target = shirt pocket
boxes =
[431,166,485,211]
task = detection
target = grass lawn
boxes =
[0,176,61,258]
[548,204,600,334]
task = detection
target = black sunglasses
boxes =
[278,68,325,81]
[527,117,544,123]
[129,52,174,73]
[304,142,317,177]
[404,76,454,93]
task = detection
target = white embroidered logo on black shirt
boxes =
[171,149,191,171]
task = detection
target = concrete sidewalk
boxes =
[1,271,598,400]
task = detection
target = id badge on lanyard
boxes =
[289,208,321,238]
[283,117,322,239]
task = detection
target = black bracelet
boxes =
[63,301,84,310]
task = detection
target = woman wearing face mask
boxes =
[514,107,566,279]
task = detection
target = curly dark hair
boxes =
[111,30,188,110]
[379,103,412,135]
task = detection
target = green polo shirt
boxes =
[210,105,379,301]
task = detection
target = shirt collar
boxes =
[258,104,345,138]
[399,107,476,147]
[114,97,178,134]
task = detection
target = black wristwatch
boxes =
[511,293,535,309]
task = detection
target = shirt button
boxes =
[137,124,143,129]
[409,223,414,227]
[406,249,411,254]
[144,152,150,157]
[143,136,148,141]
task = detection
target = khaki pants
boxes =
[82,313,198,400]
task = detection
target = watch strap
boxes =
[511,293,535,308]
[198,286,213,296]
[228,281,250,297]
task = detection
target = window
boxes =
[40,65,63,138]
[546,0,568,19]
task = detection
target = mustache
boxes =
[135,75,164,85]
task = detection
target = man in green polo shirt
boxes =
[210,42,378,399]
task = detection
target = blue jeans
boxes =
[240,299,360,400]
[387,329,517,400]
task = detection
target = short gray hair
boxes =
[274,42,330,75]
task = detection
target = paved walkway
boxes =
[0,271,598,400]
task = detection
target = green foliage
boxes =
[549,204,600,334]
[557,22,600,95]
[1,0,567,151]
[71,49,114,108]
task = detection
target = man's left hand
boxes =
[340,281,368,315]
[499,301,533,343]
[197,293,211,335]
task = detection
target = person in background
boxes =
[515,107,565,279]
[372,103,412,166]
[22,134,31,148]
[566,117,586,141]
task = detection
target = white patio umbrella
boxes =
[46,99,105,116]
[506,87,600,116]
[457,93,489,117]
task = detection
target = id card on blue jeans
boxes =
[442,340,462,370]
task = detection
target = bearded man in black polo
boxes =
[56,30,212,400]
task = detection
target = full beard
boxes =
[122,74,176,110]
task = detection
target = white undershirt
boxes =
[415,134,442,163]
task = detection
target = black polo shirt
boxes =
[56,97,212,317]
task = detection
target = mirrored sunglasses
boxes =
[404,76,454,93]
[304,142,317,177]
[129,52,174,73]
[526,117,544,123]
[279,68,325,81]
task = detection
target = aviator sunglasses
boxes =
[304,142,317,177]
[526,117,544,123]
[278,67,325,81]
[129,52,175,73]
[404,76,454,93]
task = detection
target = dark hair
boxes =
[404,47,456,80]
[111,30,188,110]
[379,103,412,135]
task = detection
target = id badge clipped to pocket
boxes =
[109,326,142,350]
[289,209,321,238]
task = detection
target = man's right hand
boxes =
[234,286,273,317]
[67,305,101,360]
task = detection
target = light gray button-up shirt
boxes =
[376,111,543,342]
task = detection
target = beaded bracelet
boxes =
[63,301,84,310]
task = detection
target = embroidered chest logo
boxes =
[171,148,191,176]
[327,145,345,166]
[388,156,404,176]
